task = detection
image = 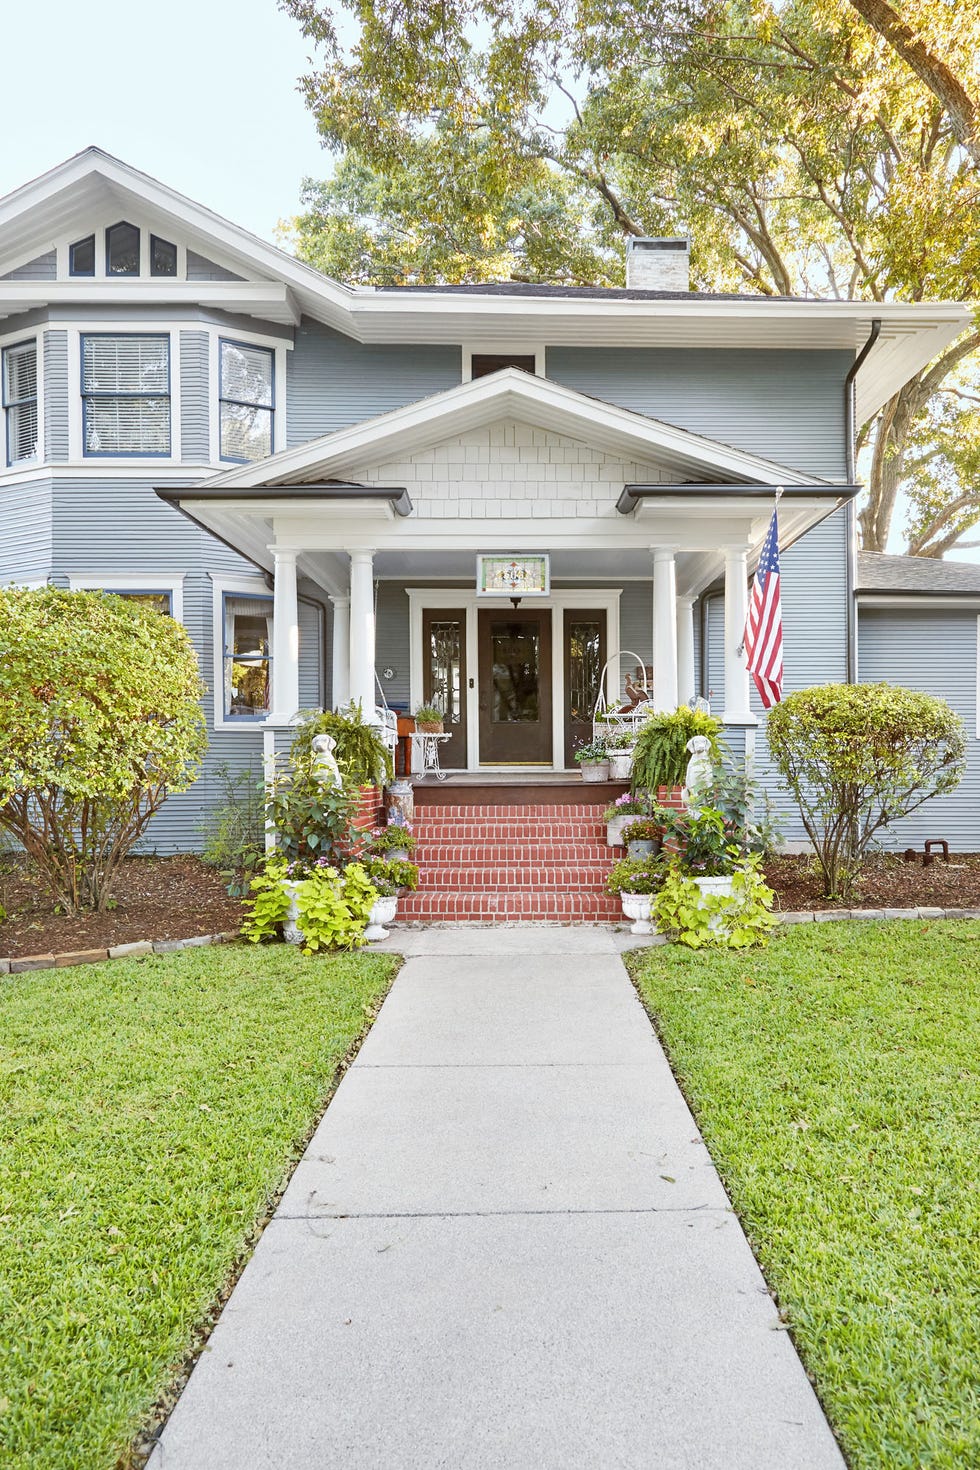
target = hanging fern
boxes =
[630,707,723,793]
[291,704,392,789]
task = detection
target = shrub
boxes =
[631,706,722,793]
[653,856,776,949]
[242,852,377,952]
[766,683,966,898]
[199,763,266,896]
[0,588,206,914]
[290,704,392,790]
[266,758,356,869]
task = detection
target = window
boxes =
[106,221,140,275]
[219,340,274,462]
[112,590,173,615]
[68,577,183,620]
[2,340,38,465]
[81,334,170,456]
[223,594,273,718]
[150,235,177,276]
[69,234,96,276]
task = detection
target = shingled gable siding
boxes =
[2,250,57,281]
[705,508,850,843]
[546,347,851,482]
[286,319,462,447]
[858,606,980,852]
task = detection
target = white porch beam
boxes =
[270,548,300,721]
[330,594,351,709]
[652,549,678,713]
[722,548,757,726]
[676,595,696,706]
[348,549,376,716]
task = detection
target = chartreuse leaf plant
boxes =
[242,853,379,953]
[653,854,777,950]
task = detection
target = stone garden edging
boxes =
[0,931,240,976]
[776,906,980,924]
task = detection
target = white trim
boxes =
[68,573,185,623]
[976,613,980,741]
[461,342,545,382]
[858,593,980,609]
[210,573,275,732]
[406,586,621,770]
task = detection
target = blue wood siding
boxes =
[545,347,850,482]
[179,330,210,462]
[858,606,980,851]
[186,250,244,282]
[43,330,69,461]
[286,320,462,447]
[2,250,57,281]
[0,476,52,583]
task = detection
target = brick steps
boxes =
[407,799,623,922]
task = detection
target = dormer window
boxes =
[150,235,177,276]
[106,221,140,276]
[69,235,95,276]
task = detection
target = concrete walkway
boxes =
[150,928,844,1470]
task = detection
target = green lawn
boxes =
[628,921,980,1470]
[0,943,398,1470]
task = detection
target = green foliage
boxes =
[361,855,419,895]
[0,942,396,1470]
[605,855,666,896]
[367,823,417,855]
[267,760,356,867]
[621,818,664,845]
[240,854,292,943]
[291,704,392,790]
[630,707,722,793]
[199,763,265,896]
[669,806,739,877]
[0,588,206,914]
[653,856,777,949]
[766,683,966,898]
[294,862,378,953]
[701,761,784,858]
[574,738,607,763]
[628,920,980,1467]
[412,704,443,727]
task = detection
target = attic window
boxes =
[470,353,537,379]
[69,235,95,276]
[150,235,177,276]
[106,221,140,276]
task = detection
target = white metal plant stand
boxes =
[411,730,452,781]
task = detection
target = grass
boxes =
[0,942,398,1470]
[627,920,980,1470]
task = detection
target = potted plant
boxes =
[673,806,738,896]
[605,727,636,781]
[605,856,666,935]
[290,704,393,791]
[630,705,722,799]
[368,823,417,863]
[621,817,665,859]
[602,792,649,847]
[574,738,609,782]
[414,703,444,734]
[361,855,419,940]
[242,853,379,952]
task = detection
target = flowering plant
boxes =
[367,823,417,855]
[602,792,650,820]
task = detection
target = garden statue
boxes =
[683,735,714,812]
[311,732,342,790]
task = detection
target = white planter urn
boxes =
[365,894,398,941]
[282,879,304,946]
[621,892,658,936]
[608,749,633,781]
[693,874,735,935]
[580,760,611,783]
[606,814,631,847]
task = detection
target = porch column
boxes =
[271,547,299,720]
[676,594,696,706]
[652,549,678,712]
[348,548,376,716]
[330,594,350,709]
[723,547,757,725]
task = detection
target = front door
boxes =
[477,608,553,763]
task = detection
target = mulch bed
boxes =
[0,856,244,961]
[763,852,980,911]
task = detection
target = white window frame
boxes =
[2,337,39,467]
[68,574,185,623]
[58,227,188,282]
[461,343,546,383]
[67,325,181,463]
[211,575,275,731]
[208,329,288,462]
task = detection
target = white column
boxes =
[330,594,350,709]
[652,549,678,712]
[676,595,696,707]
[723,547,757,725]
[271,548,299,720]
[348,549,376,717]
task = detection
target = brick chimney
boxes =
[625,236,691,292]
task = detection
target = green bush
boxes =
[291,704,392,790]
[630,706,722,793]
[766,683,966,898]
[0,588,206,914]
[241,853,378,952]
[199,763,266,896]
[653,856,776,949]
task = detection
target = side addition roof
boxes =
[857,551,980,596]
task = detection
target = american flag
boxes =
[743,504,783,709]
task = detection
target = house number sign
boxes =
[476,554,551,597]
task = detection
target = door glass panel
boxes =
[427,619,463,724]
[567,620,602,721]
[490,621,540,722]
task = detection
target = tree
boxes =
[0,588,207,914]
[283,0,980,555]
[766,683,965,898]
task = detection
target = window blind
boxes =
[3,340,38,463]
[82,335,170,455]
[83,335,169,393]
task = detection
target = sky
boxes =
[0,0,331,243]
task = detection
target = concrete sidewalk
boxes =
[150,928,844,1470]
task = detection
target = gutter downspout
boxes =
[844,318,882,682]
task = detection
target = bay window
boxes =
[220,339,274,462]
[82,334,170,456]
[2,340,38,465]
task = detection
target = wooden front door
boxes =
[477,608,553,763]
[422,608,467,768]
[563,608,607,766]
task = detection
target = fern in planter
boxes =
[291,704,392,790]
[630,706,722,794]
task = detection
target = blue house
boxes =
[1,148,975,877]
